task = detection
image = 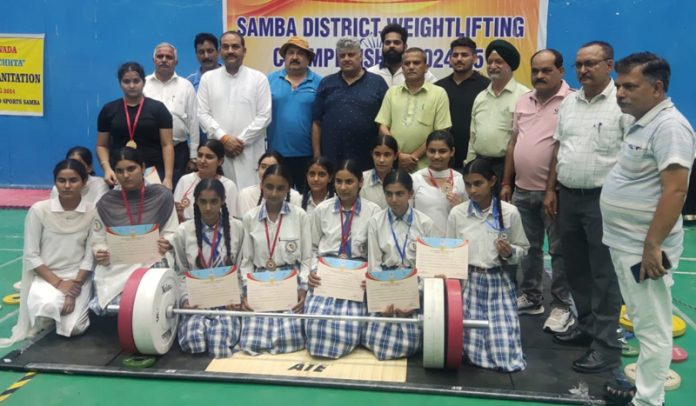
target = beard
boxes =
[383,49,402,65]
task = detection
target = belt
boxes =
[476,155,505,165]
[559,183,602,196]
[468,265,502,273]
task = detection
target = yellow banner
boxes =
[225,0,547,86]
[0,34,45,116]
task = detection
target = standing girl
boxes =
[306,160,381,358]
[173,140,240,221]
[412,131,466,237]
[1,159,96,346]
[363,170,434,360]
[91,147,179,312]
[50,146,109,204]
[301,157,334,215]
[360,135,399,209]
[169,178,245,358]
[239,164,311,354]
[237,152,302,217]
[447,158,529,372]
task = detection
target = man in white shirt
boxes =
[367,23,437,87]
[197,31,271,190]
[144,42,199,187]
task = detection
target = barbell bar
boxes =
[108,268,489,369]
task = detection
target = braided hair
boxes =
[193,178,233,268]
[462,158,504,231]
[301,156,335,210]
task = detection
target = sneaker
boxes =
[544,307,576,333]
[517,295,544,315]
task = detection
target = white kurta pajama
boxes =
[197,65,272,190]
[0,198,96,347]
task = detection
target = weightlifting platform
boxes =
[0,307,614,405]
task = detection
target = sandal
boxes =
[603,381,636,405]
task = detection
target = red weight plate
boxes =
[672,345,688,363]
[118,268,150,354]
[445,279,463,369]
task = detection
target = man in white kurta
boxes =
[197,31,271,190]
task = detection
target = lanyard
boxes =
[427,168,453,190]
[339,201,356,257]
[123,97,145,143]
[473,198,505,232]
[264,214,284,260]
[388,208,413,266]
[120,184,145,225]
[197,221,221,268]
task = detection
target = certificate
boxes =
[144,166,161,185]
[313,257,366,302]
[415,237,469,279]
[106,224,161,265]
[246,269,298,312]
[365,268,420,313]
[186,266,241,309]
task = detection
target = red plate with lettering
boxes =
[445,279,463,369]
[672,345,688,363]
[118,268,150,354]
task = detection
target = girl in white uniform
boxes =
[363,170,434,360]
[447,158,529,372]
[237,152,302,217]
[412,131,466,237]
[360,135,399,209]
[173,139,240,221]
[1,159,96,347]
[239,164,311,354]
[168,178,245,357]
[306,160,380,358]
[50,146,109,204]
[300,157,334,215]
[91,147,179,313]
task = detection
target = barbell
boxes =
[107,267,490,369]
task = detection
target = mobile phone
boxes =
[630,251,672,283]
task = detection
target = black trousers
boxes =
[173,142,190,188]
[284,155,312,191]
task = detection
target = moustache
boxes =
[534,79,546,84]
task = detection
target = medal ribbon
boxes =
[197,221,221,268]
[427,168,453,190]
[123,97,145,145]
[473,198,505,232]
[339,201,356,258]
[388,208,413,266]
[264,214,284,264]
[120,184,145,225]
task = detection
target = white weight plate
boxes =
[422,277,446,368]
[131,268,179,355]
[624,362,681,391]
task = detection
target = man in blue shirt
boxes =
[267,37,322,189]
[312,38,388,171]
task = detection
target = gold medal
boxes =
[266,258,277,271]
[181,197,190,208]
[440,183,452,194]
[126,140,137,149]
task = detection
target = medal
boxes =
[266,258,277,271]
[264,212,284,271]
[498,232,508,241]
[180,197,190,208]
[123,97,145,150]
[428,168,454,195]
[126,140,138,149]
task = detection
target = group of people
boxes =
[4,22,695,406]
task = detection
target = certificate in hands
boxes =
[106,224,161,265]
[186,266,241,309]
[314,257,366,302]
[415,237,469,279]
[365,268,420,313]
[246,269,298,312]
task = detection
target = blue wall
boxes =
[1,0,694,186]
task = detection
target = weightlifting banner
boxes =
[224,0,548,86]
[0,33,44,116]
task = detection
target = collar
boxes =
[579,79,614,102]
[280,68,317,83]
[486,76,519,96]
[631,98,674,128]
[529,80,572,104]
[50,195,88,213]
[466,199,494,219]
[148,72,179,85]
[332,197,363,214]
[369,169,382,186]
[201,220,220,233]
[223,65,245,78]
[378,61,402,75]
[399,81,429,95]
[388,206,413,225]
[257,200,291,220]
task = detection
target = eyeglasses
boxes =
[574,58,611,70]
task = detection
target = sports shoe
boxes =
[544,306,576,333]
[517,295,544,315]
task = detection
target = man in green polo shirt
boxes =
[375,48,451,172]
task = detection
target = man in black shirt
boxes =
[435,37,490,171]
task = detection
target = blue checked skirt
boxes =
[362,311,421,360]
[238,311,305,355]
[304,293,366,359]
[464,270,526,372]
[177,310,241,358]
